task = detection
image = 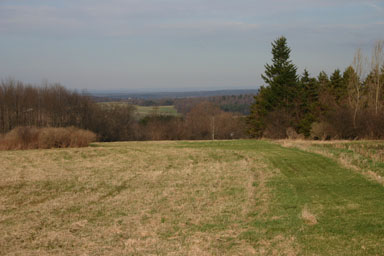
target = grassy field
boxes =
[1,140,384,255]
[98,102,179,117]
[135,105,179,117]
[278,140,384,186]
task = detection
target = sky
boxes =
[0,0,383,91]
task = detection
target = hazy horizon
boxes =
[88,87,259,93]
[1,0,383,91]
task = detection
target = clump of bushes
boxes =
[0,126,96,150]
[310,122,337,140]
[286,127,305,140]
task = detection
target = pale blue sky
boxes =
[1,0,383,91]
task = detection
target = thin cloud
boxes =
[156,21,260,33]
[365,2,384,12]
[0,0,383,89]
[0,0,383,37]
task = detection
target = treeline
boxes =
[0,81,96,133]
[248,37,384,139]
[173,95,255,115]
[0,80,247,141]
[98,94,255,115]
[136,102,247,140]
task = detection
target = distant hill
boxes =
[91,89,258,115]
[91,89,258,101]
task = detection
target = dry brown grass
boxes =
[0,141,295,255]
[0,126,96,150]
[257,235,298,256]
[301,205,318,226]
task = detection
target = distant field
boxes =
[1,140,384,255]
[135,105,179,117]
[98,102,179,117]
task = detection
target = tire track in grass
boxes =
[182,140,384,255]
[264,143,384,255]
[180,140,301,255]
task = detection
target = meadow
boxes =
[97,102,179,117]
[1,140,384,255]
[135,105,179,117]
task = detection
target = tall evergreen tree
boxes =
[330,69,347,103]
[261,36,298,109]
[301,69,319,100]
[316,71,332,113]
[317,71,330,90]
[248,36,299,138]
[297,70,319,136]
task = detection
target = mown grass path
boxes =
[268,144,384,255]
[1,140,384,255]
[180,140,384,255]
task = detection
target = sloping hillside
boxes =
[1,140,384,255]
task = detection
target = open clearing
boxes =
[98,102,179,117]
[134,105,179,117]
[1,140,384,255]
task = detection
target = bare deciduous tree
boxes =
[370,41,384,114]
[347,49,365,129]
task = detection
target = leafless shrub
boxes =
[38,127,71,148]
[286,127,304,140]
[263,111,291,139]
[310,122,337,140]
[69,128,97,147]
[183,101,247,140]
[357,109,384,139]
[0,127,40,149]
[0,126,96,150]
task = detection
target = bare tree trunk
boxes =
[371,41,384,115]
[349,49,365,129]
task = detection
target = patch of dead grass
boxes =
[257,235,298,256]
[301,205,318,226]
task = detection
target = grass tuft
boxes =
[301,205,318,226]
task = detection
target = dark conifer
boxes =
[261,36,299,109]
[248,36,299,138]
[330,69,347,103]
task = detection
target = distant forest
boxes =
[93,91,256,115]
[0,81,247,141]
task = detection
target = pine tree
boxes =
[248,36,299,138]
[317,71,330,90]
[329,69,347,103]
[297,70,319,136]
[247,86,273,137]
[261,36,298,109]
